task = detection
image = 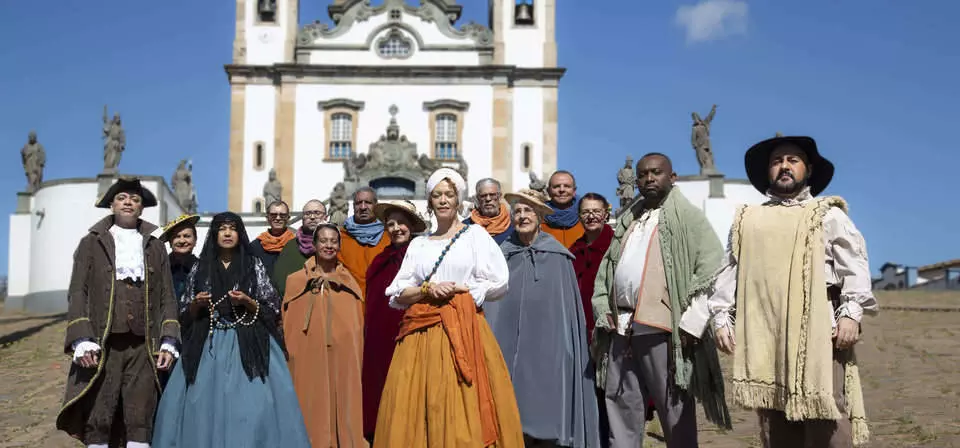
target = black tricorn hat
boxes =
[95,177,158,209]
[744,135,835,197]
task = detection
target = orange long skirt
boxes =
[372,319,524,447]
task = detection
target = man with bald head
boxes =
[592,153,730,447]
[541,170,585,247]
[272,199,328,296]
[463,178,514,244]
[680,136,877,447]
[339,186,390,297]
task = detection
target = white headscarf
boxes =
[426,168,466,197]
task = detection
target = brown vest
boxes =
[111,278,146,336]
[631,228,672,332]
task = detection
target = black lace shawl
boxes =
[178,212,285,385]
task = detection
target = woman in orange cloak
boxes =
[282,223,365,447]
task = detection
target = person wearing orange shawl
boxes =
[540,170,585,247]
[362,200,427,442]
[374,167,524,448]
[339,186,390,299]
[282,222,365,448]
[250,200,296,278]
[464,178,514,244]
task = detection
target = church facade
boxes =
[227,0,563,212]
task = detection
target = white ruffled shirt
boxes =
[386,225,509,309]
[109,225,145,281]
[680,188,879,337]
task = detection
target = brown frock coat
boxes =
[56,215,181,442]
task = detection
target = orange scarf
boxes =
[469,203,512,235]
[397,293,500,446]
[257,229,295,253]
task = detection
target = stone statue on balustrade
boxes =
[691,104,718,175]
[616,155,636,210]
[172,159,198,214]
[263,168,282,205]
[326,182,349,226]
[528,171,548,195]
[21,130,46,193]
[102,105,125,174]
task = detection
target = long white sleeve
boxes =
[466,231,509,306]
[386,239,421,310]
[823,207,879,322]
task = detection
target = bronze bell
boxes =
[259,0,276,14]
[514,2,534,25]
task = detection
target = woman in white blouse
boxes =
[373,168,524,448]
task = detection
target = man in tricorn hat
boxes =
[57,177,181,448]
[680,136,878,447]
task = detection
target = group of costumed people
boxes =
[56,134,877,448]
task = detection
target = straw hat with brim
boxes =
[744,135,835,197]
[95,177,158,208]
[159,214,201,242]
[504,189,555,217]
[373,200,428,233]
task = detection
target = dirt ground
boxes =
[1,291,959,447]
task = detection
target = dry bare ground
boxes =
[1,291,959,447]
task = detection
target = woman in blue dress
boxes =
[152,212,310,447]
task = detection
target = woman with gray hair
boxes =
[484,189,601,447]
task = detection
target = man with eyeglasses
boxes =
[272,199,328,296]
[463,178,514,244]
[250,200,295,279]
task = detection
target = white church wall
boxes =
[673,180,768,243]
[6,213,32,306]
[511,87,545,188]
[243,0,289,65]
[501,2,546,67]
[292,83,494,207]
[242,85,277,211]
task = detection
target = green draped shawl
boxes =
[590,188,731,428]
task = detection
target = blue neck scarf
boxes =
[343,216,385,246]
[544,196,580,229]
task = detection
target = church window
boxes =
[522,143,532,170]
[434,113,458,160]
[376,30,413,59]
[253,141,265,171]
[329,113,353,160]
[389,9,402,20]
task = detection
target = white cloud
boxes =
[675,0,749,44]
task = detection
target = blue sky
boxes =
[1,0,957,277]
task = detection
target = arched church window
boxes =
[434,113,458,160]
[329,113,353,159]
[522,143,532,170]
[376,30,413,59]
[254,141,265,170]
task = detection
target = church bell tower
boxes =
[488,0,560,193]
[227,0,299,212]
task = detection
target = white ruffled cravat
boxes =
[109,225,145,281]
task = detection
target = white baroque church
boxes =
[227,0,562,212]
[5,0,772,315]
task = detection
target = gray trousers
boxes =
[757,349,853,448]
[604,332,697,448]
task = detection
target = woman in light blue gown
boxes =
[152,212,310,447]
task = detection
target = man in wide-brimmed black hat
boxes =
[57,177,181,448]
[680,136,878,447]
